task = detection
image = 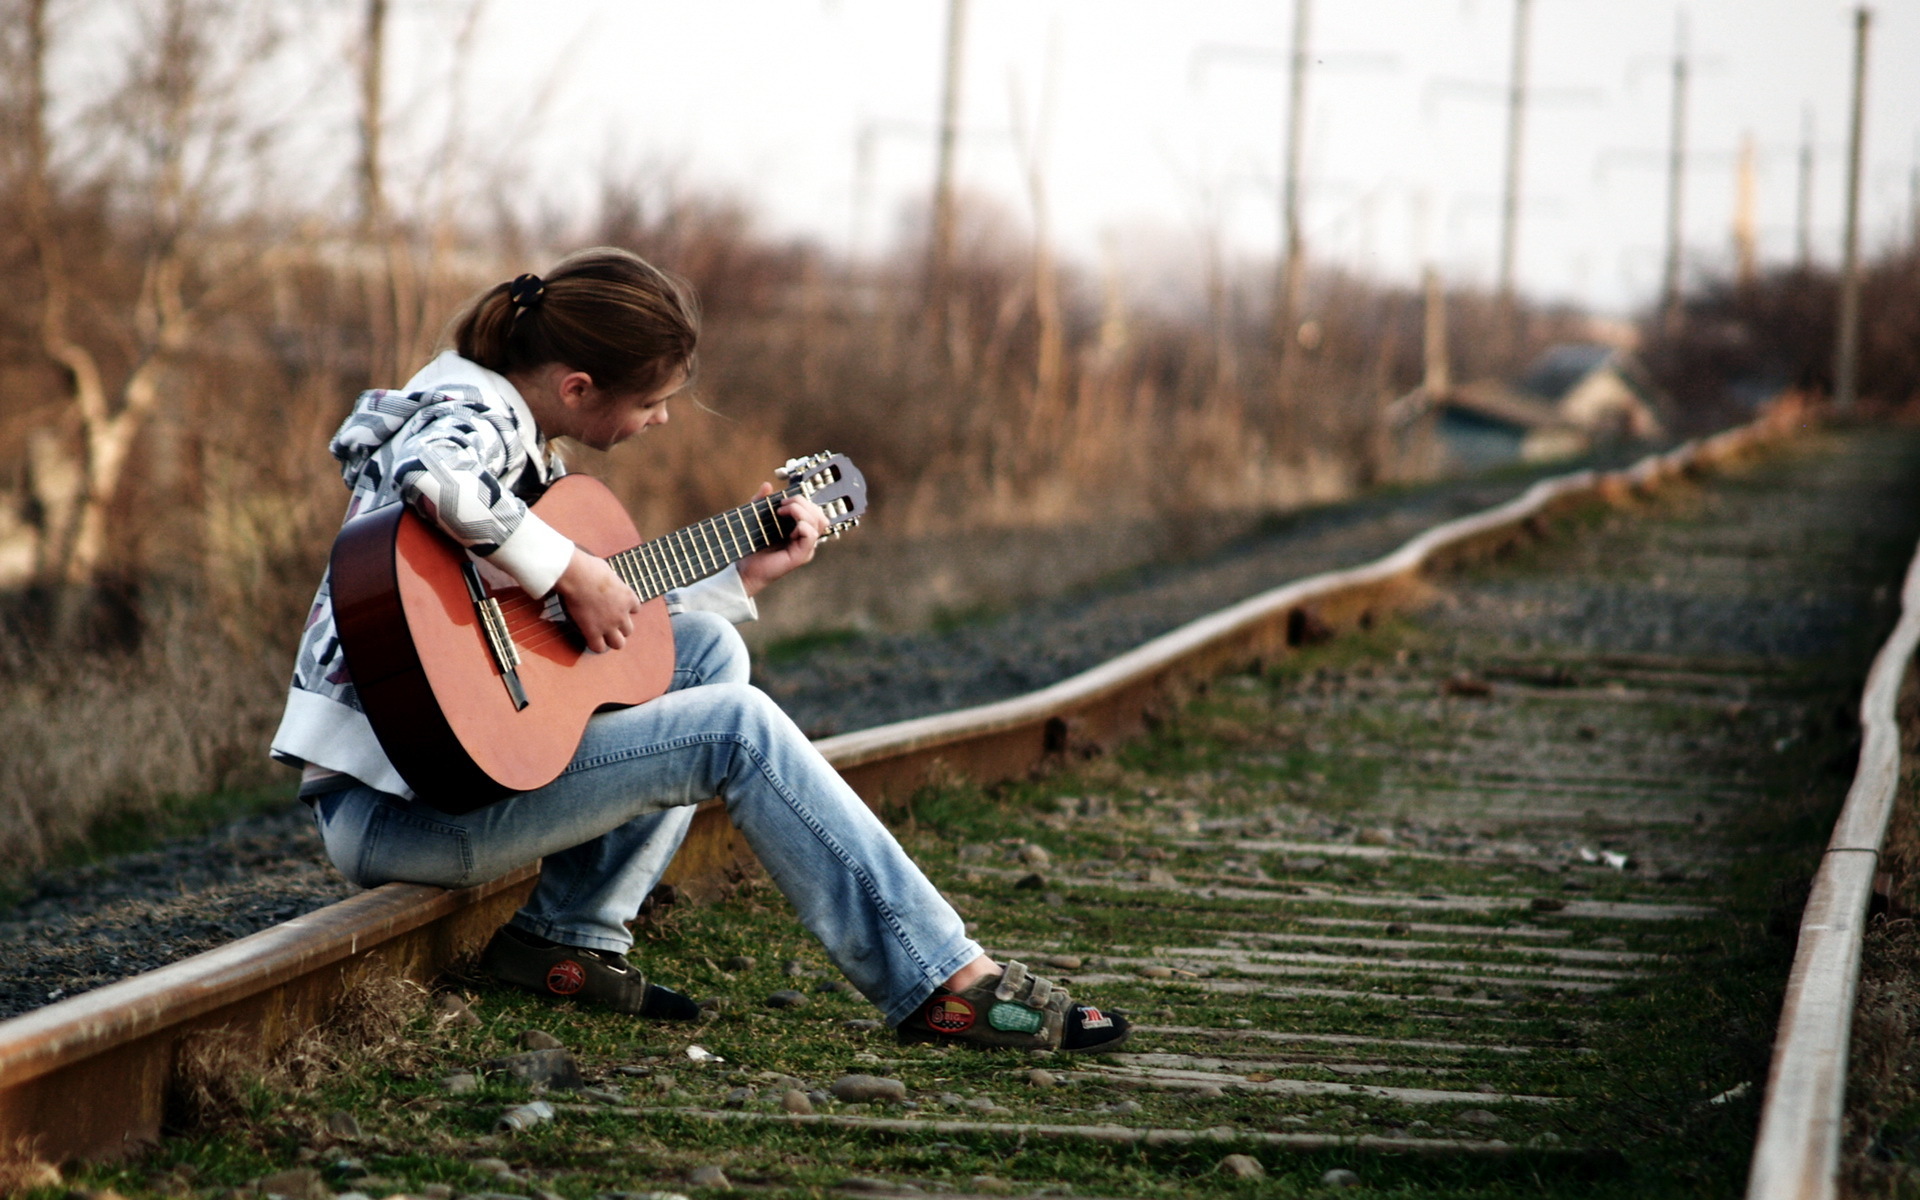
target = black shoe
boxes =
[899,960,1131,1053]
[479,925,700,1020]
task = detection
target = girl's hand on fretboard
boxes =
[737,485,829,597]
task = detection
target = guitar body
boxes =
[332,474,674,812]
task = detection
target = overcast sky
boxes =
[367,1,1920,317]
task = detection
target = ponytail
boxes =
[450,247,700,395]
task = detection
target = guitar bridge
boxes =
[463,561,529,710]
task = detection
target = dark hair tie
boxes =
[508,273,546,323]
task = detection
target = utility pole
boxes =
[357,0,388,234]
[1833,6,1870,413]
[1797,106,1815,270]
[1494,0,1533,342]
[926,0,968,307]
[1274,0,1312,377]
[1658,14,1691,328]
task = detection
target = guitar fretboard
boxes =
[606,489,798,600]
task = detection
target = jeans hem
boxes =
[880,937,985,1027]
[508,915,631,956]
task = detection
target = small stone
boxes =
[1018,843,1053,868]
[807,1089,832,1107]
[1194,1084,1226,1098]
[1106,1100,1143,1115]
[766,989,810,1009]
[842,1018,883,1032]
[686,1166,730,1188]
[1014,872,1047,890]
[434,993,483,1028]
[958,843,995,862]
[1140,966,1174,979]
[1283,856,1326,872]
[1321,1167,1362,1188]
[1041,954,1084,970]
[722,1087,754,1107]
[1219,1154,1265,1179]
[1043,892,1067,908]
[963,1096,999,1111]
[817,979,854,994]
[968,1176,1011,1194]
[1028,1068,1057,1087]
[782,1089,814,1114]
[323,1110,363,1140]
[582,1087,627,1105]
[1279,1115,1310,1127]
[481,1048,586,1090]
[253,1168,328,1200]
[831,1074,908,1103]
[1458,1108,1500,1126]
[422,1186,455,1200]
[782,958,807,976]
[1231,1018,1254,1028]
[441,1071,480,1095]
[1530,897,1567,912]
[519,1030,564,1051]
[1385,922,1410,935]
[1143,867,1179,886]
[724,955,757,971]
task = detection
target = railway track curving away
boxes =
[9,412,1920,1197]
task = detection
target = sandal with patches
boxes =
[480,925,700,1020]
[900,960,1130,1053]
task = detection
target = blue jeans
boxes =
[311,610,980,1026]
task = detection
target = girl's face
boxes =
[566,368,688,451]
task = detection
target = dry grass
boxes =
[165,962,430,1137]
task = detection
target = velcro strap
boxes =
[1025,973,1055,1008]
[995,961,1030,1002]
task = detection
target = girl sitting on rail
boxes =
[269,246,1127,1054]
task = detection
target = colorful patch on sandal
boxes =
[988,1001,1045,1034]
[546,959,586,995]
[924,996,976,1033]
[1076,1005,1113,1030]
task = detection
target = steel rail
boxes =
[1745,478,1920,1198]
[0,404,1803,1166]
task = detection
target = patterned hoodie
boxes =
[270,351,754,799]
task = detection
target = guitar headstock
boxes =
[776,452,868,540]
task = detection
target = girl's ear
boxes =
[555,369,597,409]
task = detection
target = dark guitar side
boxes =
[331,475,675,812]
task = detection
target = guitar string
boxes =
[484,494,799,649]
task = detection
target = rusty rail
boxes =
[1745,489,1920,1198]
[0,405,1803,1166]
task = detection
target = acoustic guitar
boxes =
[330,453,866,812]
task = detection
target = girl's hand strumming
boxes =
[738,485,829,597]
[555,548,644,653]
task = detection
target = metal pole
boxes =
[1659,15,1689,327]
[1275,0,1311,365]
[927,0,968,305]
[1797,106,1815,270]
[1833,7,1870,412]
[1495,0,1533,341]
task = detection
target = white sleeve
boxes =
[666,562,759,624]
[488,510,576,599]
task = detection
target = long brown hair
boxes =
[449,246,700,395]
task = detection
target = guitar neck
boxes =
[605,490,797,601]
